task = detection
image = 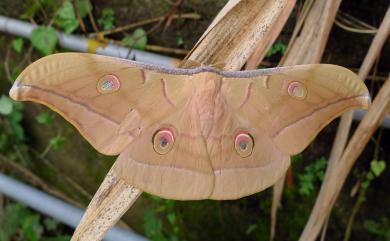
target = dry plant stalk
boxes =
[299,6,390,241]
[183,0,296,70]
[281,0,342,65]
[70,167,141,241]
[268,0,343,239]
[69,0,295,240]
[300,77,390,240]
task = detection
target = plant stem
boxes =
[343,183,368,241]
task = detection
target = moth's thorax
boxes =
[192,72,223,137]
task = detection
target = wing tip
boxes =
[361,94,371,109]
[9,80,23,101]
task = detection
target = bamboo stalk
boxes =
[299,7,390,241]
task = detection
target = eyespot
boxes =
[153,128,175,155]
[287,81,307,99]
[234,132,254,158]
[97,74,121,94]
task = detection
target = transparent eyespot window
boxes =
[287,81,307,100]
[97,74,121,94]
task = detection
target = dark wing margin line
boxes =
[271,94,369,138]
[12,82,120,126]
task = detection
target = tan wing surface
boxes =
[114,96,214,200]
[222,64,370,155]
[205,101,290,199]
[9,53,191,155]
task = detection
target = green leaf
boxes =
[0,96,13,115]
[246,224,257,235]
[97,8,115,30]
[266,42,287,57]
[292,153,303,162]
[21,215,43,241]
[36,112,54,127]
[55,1,79,33]
[76,0,92,18]
[10,121,25,142]
[144,209,165,241]
[122,28,147,50]
[176,32,184,47]
[30,26,58,55]
[2,203,27,238]
[20,2,40,19]
[371,160,386,177]
[177,36,184,46]
[50,134,66,150]
[12,38,24,53]
[9,108,23,123]
[298,156,327,196]
[0,133,8,150]
[167,212,176,225]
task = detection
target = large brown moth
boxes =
[10,53,370,200]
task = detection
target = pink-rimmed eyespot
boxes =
[97,74,121,94]
[287,81,307,99]
[234,131,254,158]
[153,128,175,155]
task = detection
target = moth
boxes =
[10,53,370,200]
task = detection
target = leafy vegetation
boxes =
[97,8,115,30]
[144,195,183,241]
[55,1,79,34]
[30,27,58,55]
[364,218,390,241]
[266,41,287,58]
[0,201,71,241]
[298,156,327,196]
[122,28,148,50]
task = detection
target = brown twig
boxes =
[48,0,67,27]
[299,7,390,241]
[335,11,378,34]
[72,0,87,33]
[162,0,184,30]
[4,47,13,83]
[33,0,49,22]
[88,10,99,33]
[145,44,189,55]
[0,153,84,208]
[29,148,93,200]
[90,13,200,38]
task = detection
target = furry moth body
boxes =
[10,53,370,200]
